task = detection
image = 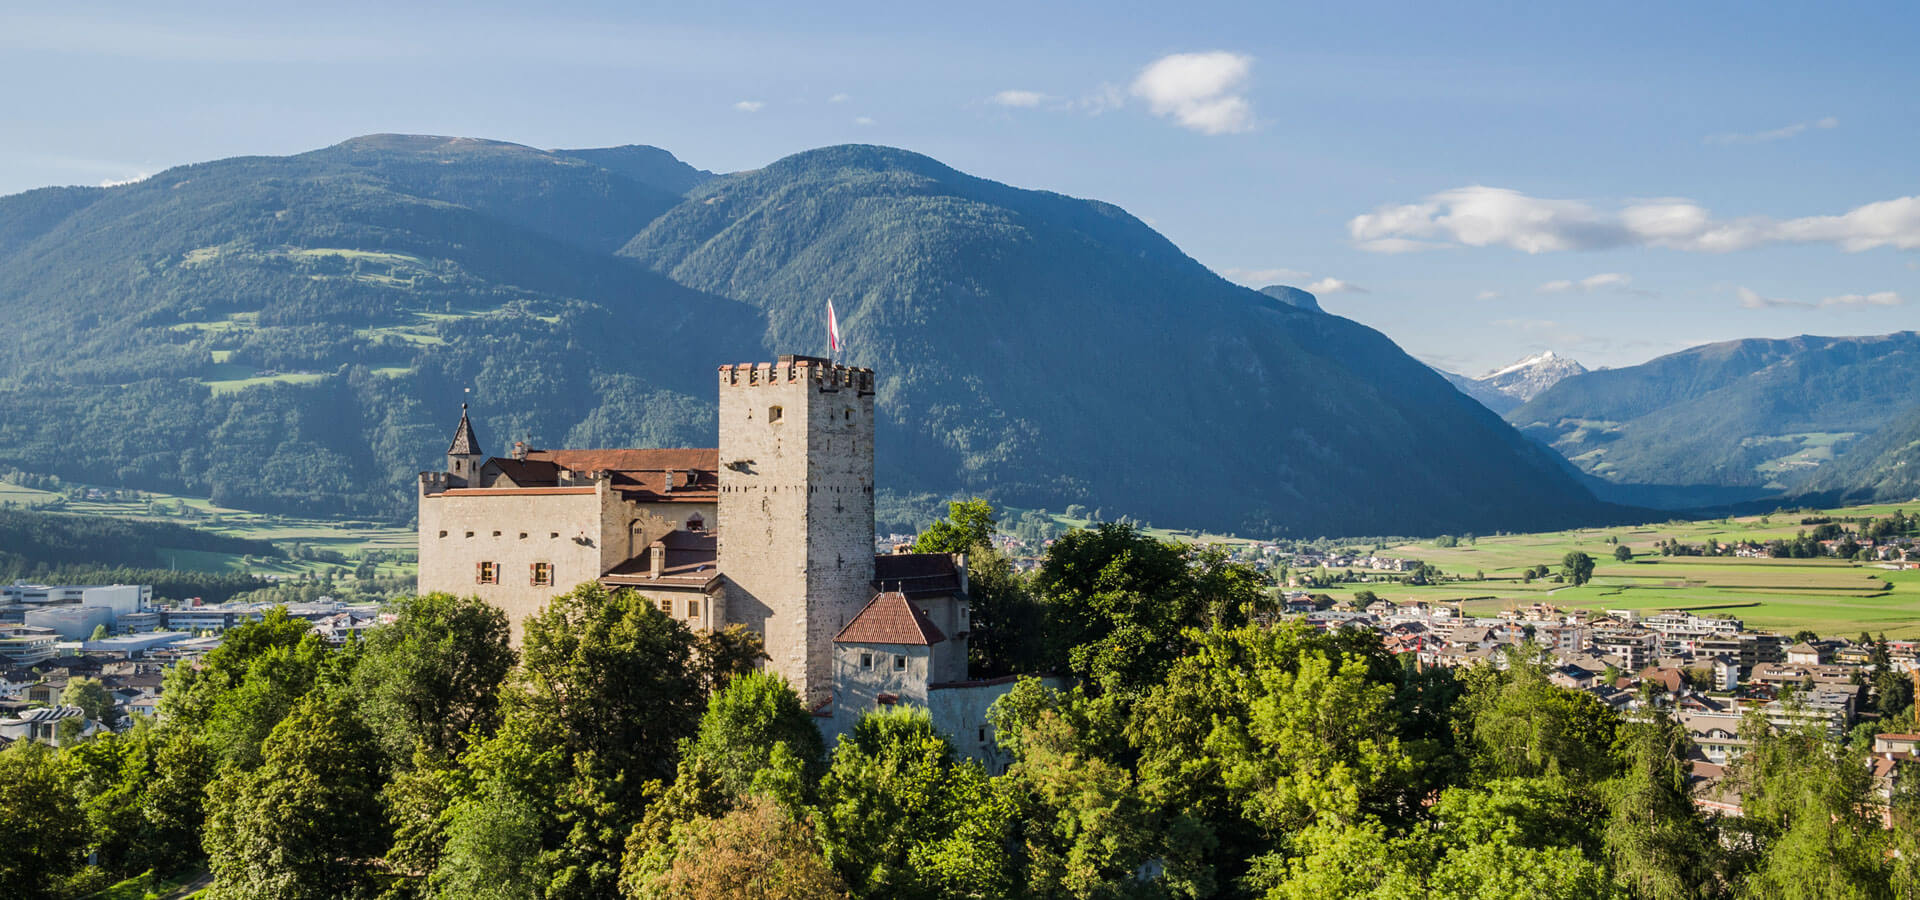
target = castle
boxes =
[418,355,1035,759]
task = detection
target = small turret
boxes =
[446,403,485,488]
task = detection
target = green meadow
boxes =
[3,480,416,580]
[1299,504,1919,638]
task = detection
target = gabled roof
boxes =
[448,405,482,455]
[834,591,946,646]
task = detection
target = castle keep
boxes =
[417,355,973,708]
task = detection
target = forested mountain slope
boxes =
[0,136,1616,535]
[1508,332,1920,499]
[1795,403,1920,504]
[620,145,1613,534]
[0,135,761,516]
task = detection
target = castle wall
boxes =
[716,359,875,702]
[826,641,932,745]
[417,483,612,643]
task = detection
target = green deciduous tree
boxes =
[203,690,387,900]
[814,707,1015,899]
[1730,713,1890,899]
[1561,552,1595,587]
[685,669,826,796]
[638,794,847,900]
[351,591,514,767]
[160,606,334,771]
[694,623,770,693]
[61,674,116,725]
[1036,523,1263,697]
[911,498,997,555]
[434,583,706,900]
[0,740,89,900]
[1457,652,1620,785]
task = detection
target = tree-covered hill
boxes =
[1794,403,1920,505]
[1509,332,1920,504]
[621,144,1615,535]
[0,136,1616,535]
[0,136,763,517]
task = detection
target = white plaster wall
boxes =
[417,486,609,643]
[825,641,931,746]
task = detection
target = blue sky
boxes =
[4,1,1916,373]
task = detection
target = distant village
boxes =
[1280,598,1917,817]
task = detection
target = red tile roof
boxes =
[834,591,946,646]
[478,448,720,502]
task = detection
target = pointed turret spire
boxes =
[448,403,482,456]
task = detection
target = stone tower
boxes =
[716,355,876,704]
[446,404,484,488]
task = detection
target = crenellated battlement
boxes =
[719,355,874,393]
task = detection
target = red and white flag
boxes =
[827,299,842,354]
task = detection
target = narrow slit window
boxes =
[768,405,783,423]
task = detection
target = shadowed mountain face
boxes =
[1508,332,1920,505]
[618,144,1612,535]
[0,137,1613,535]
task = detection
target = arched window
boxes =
[687,513,706,532]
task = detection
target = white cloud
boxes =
[853,116,875,126]
[989,89,1048,108]
[1540,272,1633,293]
[829,93,849,103]
[1476,290,1501,300]
[733,100,764,112]
[1352,186,1920,254]
[1078,83,1126,114]
[1737,287,1808,309]
[1705,116,1838,145]
[1130,51,1254,135]
[1820,291,1903,308]
[1735,287,1902,310]
[1220,266,1308,286]
[1306,277,1366,295]
[99,172,151,187]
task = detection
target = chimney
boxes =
[512,440,527,460]
[662,468,673,495]
[954,552,970,596]
[650,540,666,579]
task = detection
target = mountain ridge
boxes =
[0,135,1622,536]
[1509,332,1920,505]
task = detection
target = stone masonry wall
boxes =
[716,358,875,703]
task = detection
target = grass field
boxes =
[3,480,416,580]
[1289,503,1920,638]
